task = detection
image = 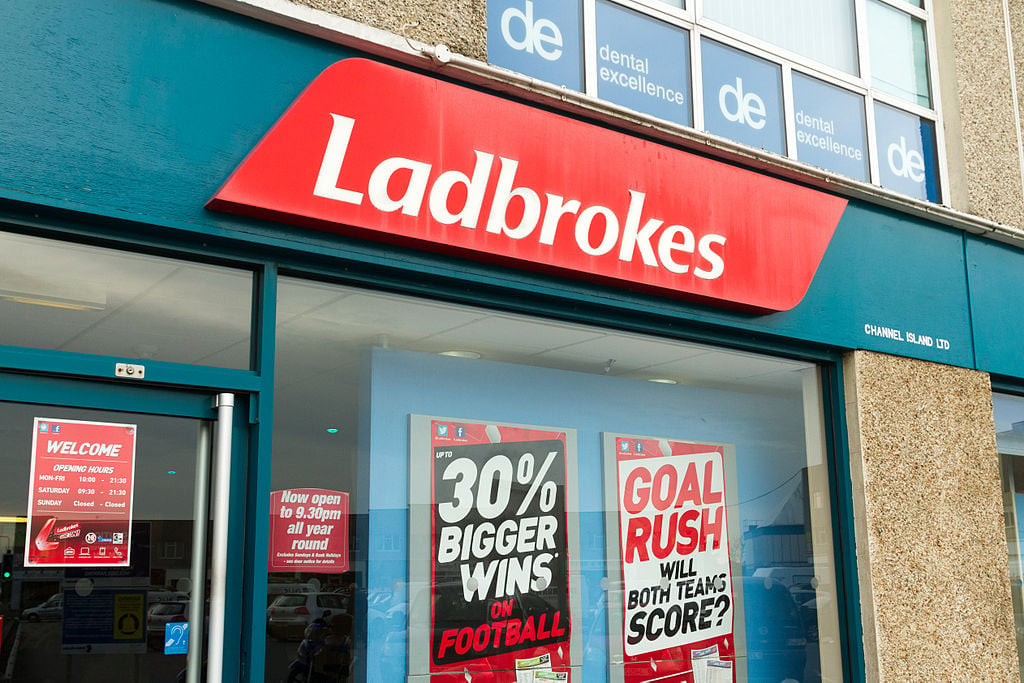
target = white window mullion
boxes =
[782,62,798,158]
[692,26,706,131]
[582,0,599,97]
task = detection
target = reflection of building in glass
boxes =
[997,416,1024,680]
[742,469,812,570]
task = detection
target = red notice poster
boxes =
[268,488,349,573]
[25,418,137,567]
[606,434,740,683]
[419,418,576,680]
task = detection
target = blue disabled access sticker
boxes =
[164,622,189,655]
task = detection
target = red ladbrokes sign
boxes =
[209,59,846,311]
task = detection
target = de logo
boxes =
[701,40,784,155]
[874,102,937,201]
[501,0,563,61]
[487,0,583,90]
[887,136,926,182]
[718,77,767,131]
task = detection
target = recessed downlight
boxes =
[439,350,482,359]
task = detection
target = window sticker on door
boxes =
[25,418,137,567]
[268,488,349,573]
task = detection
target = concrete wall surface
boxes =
[291,0,486,59]
[943,0,1024,227]
[843,350,1019,681]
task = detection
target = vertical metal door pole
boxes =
[207,393,235,682]
[187,422,212,683]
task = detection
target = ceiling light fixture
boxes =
[439,350,481,359]
[647,378,678,385]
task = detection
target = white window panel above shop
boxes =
[866,0,931,107]
[702,0,859,75]
[0,231,253,369]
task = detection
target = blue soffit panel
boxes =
[966,237,1024,378]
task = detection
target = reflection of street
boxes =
[266,633,354,683]
[13,622,186,682]
[264,635,297,683]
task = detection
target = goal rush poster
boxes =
[613,436,736,682]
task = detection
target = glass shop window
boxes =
[996,392,1024,679]
[265,276,846,682]
[0,229,253,369]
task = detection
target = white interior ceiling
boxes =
[0,231,812,395]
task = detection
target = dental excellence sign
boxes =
[26,418,137,568]
[209,59,847,312]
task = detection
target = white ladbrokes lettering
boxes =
[313,114,726,280]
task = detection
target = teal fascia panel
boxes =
[967,236,1024,378]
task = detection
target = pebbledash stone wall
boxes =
[291,0,486,60]
[941,0,1024,228]
[843,350,1018,681]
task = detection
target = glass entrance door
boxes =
[0,373,239,683]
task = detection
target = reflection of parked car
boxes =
[23,594,63,622]
[789,582,817,606]
[266,593,349,641]
[789,582,818,639]
[743,577,807,683]
[266,583,312,607]
[147,601,190,649]
[148,589,188,604]
[799,592,834,643]
[751,566,814,589]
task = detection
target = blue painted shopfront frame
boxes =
[2,0,1022,680]
[0,0,987,372]
[0,369,252,682]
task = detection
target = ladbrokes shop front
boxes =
[2,1,1024,681]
